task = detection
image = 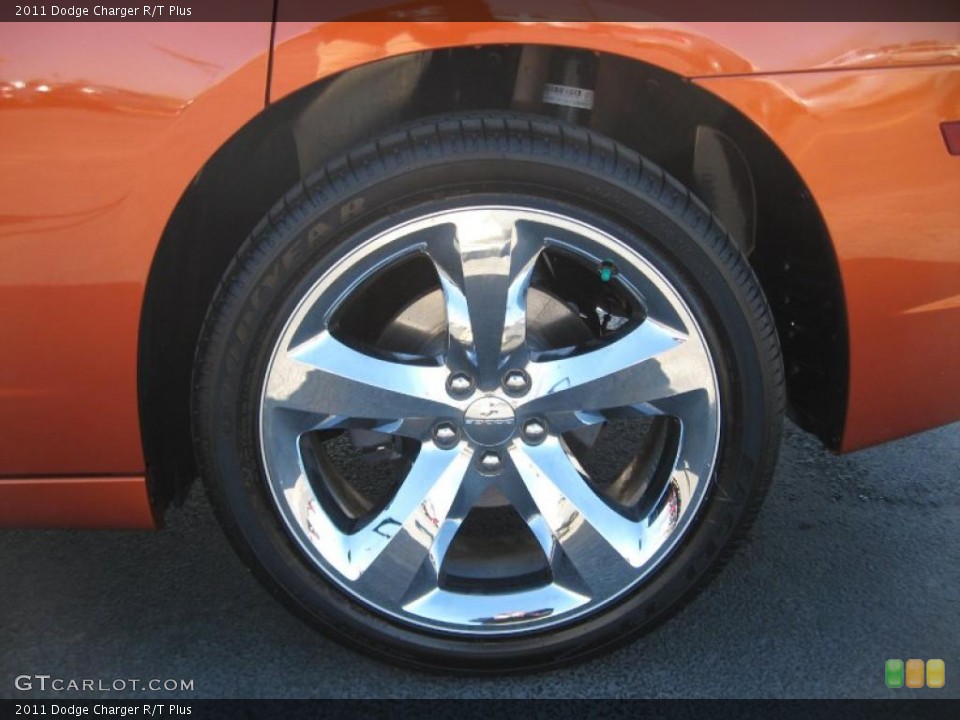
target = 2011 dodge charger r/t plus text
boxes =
[0,11,957,672]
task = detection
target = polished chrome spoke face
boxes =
[260,206,720,636]
[426,210,543,383]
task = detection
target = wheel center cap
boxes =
[463,395,516,446]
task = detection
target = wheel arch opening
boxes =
[139,43,847,517]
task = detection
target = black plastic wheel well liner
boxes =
[138,44,846,517]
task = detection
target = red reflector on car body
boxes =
[942,121,960,155]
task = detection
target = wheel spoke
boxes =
[424,465,498,578]
[524,318,712,415]
[350,448,496,608]
[319,445,471,586]
[536,409,606,437]
[426,210,542,383]
[264,330,456,430]
[508,438,646,596]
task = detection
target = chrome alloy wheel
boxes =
[258,206,720,635]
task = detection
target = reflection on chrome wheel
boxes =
[194,113,784,671]
[259,207,719,634]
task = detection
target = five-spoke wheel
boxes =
[259,207,719,634]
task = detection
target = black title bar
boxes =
[2,0,960,22]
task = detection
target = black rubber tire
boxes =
[191,112,785,673]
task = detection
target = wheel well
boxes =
[139,44,847,515]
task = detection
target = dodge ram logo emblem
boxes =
[463,396,516,445]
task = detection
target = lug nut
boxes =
[446,371,474,398]
[478,450,503,474]
[521,418,547,445]
[502,369,531,397]
[433,421,460,449]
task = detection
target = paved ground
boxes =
[1,421,957,699]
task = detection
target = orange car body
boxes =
[1,17,958,528]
